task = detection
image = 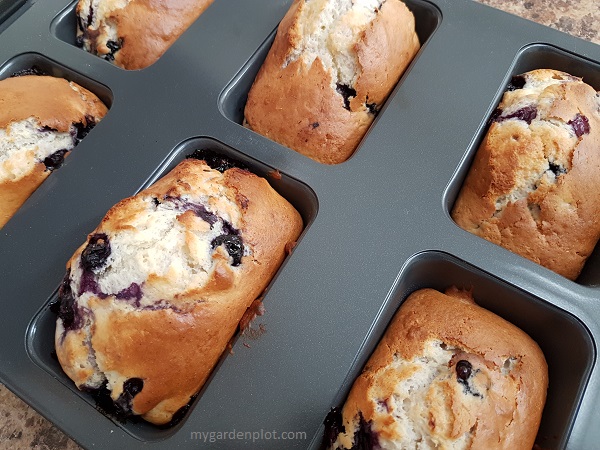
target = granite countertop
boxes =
[478,0,599,44]
[1,0,599,449]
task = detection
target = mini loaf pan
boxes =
[320,251,594,450]
[0,0,599,449]
[0,0,25,28]
[26,137,318,442]
[446,43,600,287]
[219,0,442,137]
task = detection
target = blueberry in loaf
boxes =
[244,0,420,164]
[0,74,107,228]
[76,0,214,70]
[452,69,600,280]
[326,287,548,450]
[54,157,303,425]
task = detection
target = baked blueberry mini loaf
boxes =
[54,155,303,425]
[76,0,215,70]
[244,0,420,164]
[452,69,600,280]
[325,287,548,449]
[0,74,107,228]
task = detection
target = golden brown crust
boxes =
[55,158,303,425]
[0,75,107,131]
[0,75,107,228]
[0,162,50,228]
[244,0,420,164]
[77,0,215,70]
[337,288,548,449]
[452,69,600,280]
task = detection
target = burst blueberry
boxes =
[211,234,244,266]
[106,39,122,53]
[104,39,123,62]
[549,161,567,176]
[336,83,357,111]
[73,116,97,144]
[507,74,526,91]
[366,102,379,116]
[568,113,590,137]
[54,270,83,331]
[350,412,378,450]
[81,233,111,270]
[58,277,75,328]
[113,378,144,418]
[44,149,68,171]
[323,407,345,448]
[493,105,537,125]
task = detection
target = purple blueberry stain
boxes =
[376,399,390,413]
[140,300,188,314]
[350,412,378,450]
[162,196,219,226]
[78,269,108,298]
[115,283,143,306]
[568,113,590,137]
[160,196,240,237]
[489,107,503,124]
[505,105,538,124]
[492,105,537,125]
[81,233,111,271]
[323,407,345,448]
[52,271,76,329]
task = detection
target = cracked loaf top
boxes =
[76,0,215,70]
[452,69,600,280]
[0,74,107,228]
[244,0,420,165]
[326,287,548,450]
[54,156,303,425]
